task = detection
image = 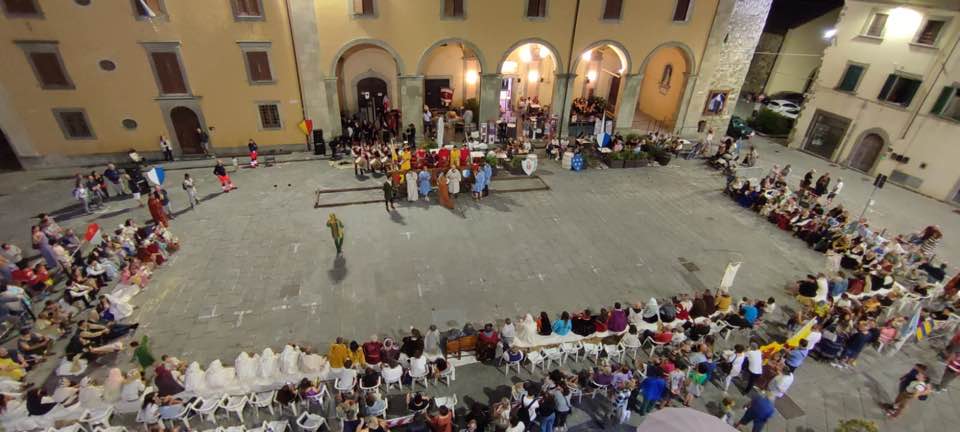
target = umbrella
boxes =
[636,407,738,432]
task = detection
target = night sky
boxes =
[765,0,844,34]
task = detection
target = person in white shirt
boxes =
[409,351,429,378]
[337,359,359,387]
[770,370,794,398]
[380,360,403,384]
[806,326,823,350]
[745,343,764,390]
[723,344,748,393]
[501,319,516,348]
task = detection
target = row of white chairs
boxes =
[334,363,456,395]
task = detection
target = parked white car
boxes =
[764,99,801,119]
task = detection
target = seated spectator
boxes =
[362,335,383,366]
[741,301,759,325]
[360,367,379,389]
[0,348,26,380]
[503,346,523,364]
[429,406,454,432]
[409,350,429,378]
[406,392,431,412]
[336,398,361,432]
[381,337,400,363]
[348,341,366,368]
[621,325,642,347]
[715,293,732,313]
[552,311,572,336]
[607,303,628,332]
[18,328,52,357]
[571,309,596,337]
[336,360,359,386]
[537,311,553,336]
[500,318,516,348]
[362,392,386,417]
[592,366,614,387]
[659,301,677,323]
[400,329,424,358]
[380,360,403,384]
[723,309,753,329]
[476,323,500,362]
[328,337,349,369]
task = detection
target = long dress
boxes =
[516,314,538,346]
[418,170,432,197]
[451,147,461,168]
[148,197,168,227]
[483,164,493,194]
[438,175,454,209]
[473,170,486,195]
[446,169,461,196]
[405,171,418,201]
[401,150,412,171]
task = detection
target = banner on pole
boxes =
[719,262,742,293]
[145,166,165,186]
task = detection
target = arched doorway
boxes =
[570,42,630,135]
[848,133,884,173]
[417,39,485,141]
[356,77,388,124]
[498,41,560,139]
[0,128,22,170]
[634,44,693,133]
[170,106,203,155]
[334,41,401,127]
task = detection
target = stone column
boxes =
[479,73,502,124]
[614,74,644,132]
[285,0,332,136]
[552,73,577,138]
[399,75,425,138]
[323,77,342,137]
[674,73,699,135]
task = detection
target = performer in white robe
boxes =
[205,359,235,390]
[102,368,123,403]
[258,348,279,381]
[424,327,441,358]
[235,352,258,381]
[446,168,461,196]
[299,352,327,374]
[516,313,538,346]
[279,345,300,376]
[405,170,419,201]
[183,362,207,394]
[78,378,105,409]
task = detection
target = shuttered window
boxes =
[526,0,546,18]
[865,13,888,37]
[877,74,921,107]
[151,51,188,95]
[233,0,262,18]
[30,52,71,88]
[443,0,463,18]
[54,110,94,139]
[2,0,41,16]
[245,51,273,83]
[673,0,691,22]
[603,0,622,20]
[915,20,945,46]
[836,64,865,92]
[931,86,960,121]
[258,103,281,129]
[353,0,374,16]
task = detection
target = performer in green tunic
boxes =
[326,213,344,254]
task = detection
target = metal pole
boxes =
[557,0,581,139]
[859,184,879,219]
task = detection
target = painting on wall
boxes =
[703,90,730,115]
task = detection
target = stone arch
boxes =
[846,127,891,173]
[416,38,489,76]
[329,38,406,76]
[496,37,564,73]
[636,41,697,77]
[350,69,394,103]
[572,39,633,76]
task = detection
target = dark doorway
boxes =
[425,78,451,110]
[607,75,621,110]
[0,128,22,170]
[357,77,387,124]
[170,106,203,155]
[802,109,850,160]
[848,133,884,173]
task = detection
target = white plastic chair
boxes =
[220,395,248,424]
[526,350,546,374]
[621,339,642,361]
[436,365,456,386]
[359,376,381,393]
[249,390,277,419]
[189,395,224,425]
[334,375,357,394]
[433,394,458,414]
[381,371,403,392]
[582,342,602,364]
[559,342,580,363]
[603,344,623,364]
[642,337,668,357]
[304,383,330,411]
[93,427,128,432]
[295,412,326,432]
[409,367,430,389]
[160,404,192,430]
[569,387,584,404]
[80,407,114,431]
[542,347,564,368]
[265,420,289,432]
[589,379,609,399]
[503,351,524,375]
[48,424,84,432]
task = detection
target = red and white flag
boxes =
[83,223,101,242]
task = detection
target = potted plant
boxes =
[634,151,650,167]
[651,145,672,166]
[484,153,499,175]
[607,151,625,168]
[835,419,878,432]
[507,155,525,175]
[625,133,641,145]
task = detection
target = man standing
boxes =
[213,160,236,193]
[160,136,173,161]
[637,371,667,415]
[247,139,259,168]
[327,213,345,255]
[744,343,763,392]
[735,392,776,432]
[197,127,211,157]
[382,180,396,213]
[182,174,200,210]
[103,164,127,196]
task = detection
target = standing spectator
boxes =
[326,213,345,255]
[155,186,173,218]
[476,323,499,362]
[735,392,776,432]
[247,139,259,168]
[382,180,396,213]
[613,380,634,424]
[213,160,236,192]
[637,371,667,415]
[182,174,200,210]
[197,128,211,156]
[74,177,93,214]
[147,192,169,228]
[159,136,173,161]
[887,371,931,418]
[826,177,843,205]
[937,352,960,391]
[744,343,763,392]
[103,164,127,196]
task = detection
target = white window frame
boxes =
[350,0,377,19]
[256,101,283,130]
[230,0,265,22]
[523,0,548,21]
[671,0,693,24]
[52,108,95,140]
[861,10,889,39]
[912,16,950,47]
[238,41,275,85]
[439,0,466,20]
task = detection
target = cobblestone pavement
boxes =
[1,140,958,431]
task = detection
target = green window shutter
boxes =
[931,86,954,114]
[878,74,896,100]
[838,65,863,91]
[900,79,922,107]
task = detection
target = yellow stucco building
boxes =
[0,0,773,168]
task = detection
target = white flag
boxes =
[719,262,742,293]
